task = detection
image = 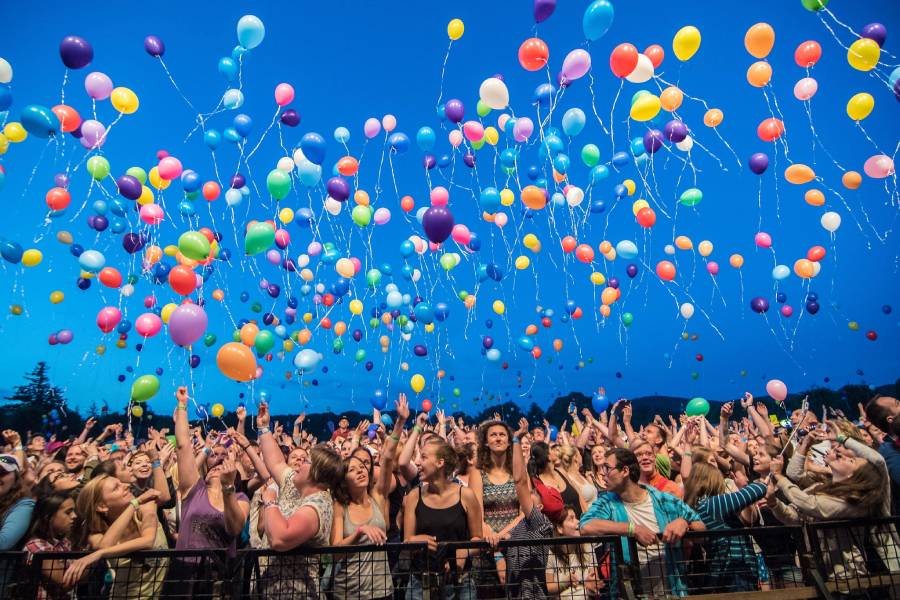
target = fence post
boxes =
[797,522,834,600]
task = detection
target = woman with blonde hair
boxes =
[64,474,168,599]
[557,444,595,511]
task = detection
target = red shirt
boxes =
[649,471,683,499]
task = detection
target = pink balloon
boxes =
[754,231,772,248]
[84,71,113,100]
[561,49,592,82]
[462,120,484,142]
[168,303,208,346]
[274,228,290,248]
[274,83,295,106]
[266,249,281,265]
[79,120,106,149]
[135,312,162,337]
[143,295,157,308]
[497,114,511,131]
[863,154,895,179]
[96,306,122,333]
[307,241,322,256]
[793,77,818,101]
[448,130,463,148]
[140,204,164,225]
[513,117,534,142]
[430,186,449,206]
[765,379,788,402]
[451,224,471,245]
[494,213,508,227]
[382,114,397,132]
[363,117,381,139]
[780,305,794,317]
[706,261,719,275]
[428,241,440,252]
[373,207,391,225]
[157,156,183,180]
[350,257,361,273]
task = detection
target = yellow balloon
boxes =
[3,122,27,143]
[447,18,464,41]
[500,188,515,207]
[116,340,127,349]
[630,94,661,122]
[335,258,355,278]
[424,323,435,333]
[848,321,860,331]
[50,291,64,304]
[673,26,701,61]
[131,405,144,418]
[161,303,177,324]
[623,179,636,196]
[137,185,154,206]
[631,199,649,216]
[846,92,874,121]
[300,268,314,281]
[303,312,313,324]
[522,233,539,249]
[410,373,426,394]
[163,244,179,257]
[492,300,505,315]
[0,133,9,154]
[96,345,106,356]
[79,270,95,279]
[697,240,713,257]
[148,166,171,190]
[211,403,225,418]
[515,256,530,270]
[675,235,693,250]
[21,249,43,267]
[847,38,880,72]
[283,339,295,352]
[279,207,294,224]
[110,86,140,114]
[590,272,606,286]
[349,298,363,315]
[484,126,499,145]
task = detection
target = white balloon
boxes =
[675,135,694,152]
[120,283,134,297]
[820,211,841,232]
[324,196,342,216]
[811,261,821,277]
[277,156,294,172]
[0,58,11,84]
[664,244,676,255]
[292,148,307,166]
[625,54,655,83]
[479,77,509,110]
[566,186,585,207]
[297,254,310,268]
[225,188,243,207]
[315,282,325,293]
[222,88,244,109]
[680,302,694,319]
[412,268,422,282]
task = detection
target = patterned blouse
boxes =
[481,470,520,533]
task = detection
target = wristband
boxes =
[203,447,212,456]
[627,522,635,538]
[513,436,520,444]
[682,451,693,457]
[264,500,278,509]
[14,445,24,452]
[222,484,236,495]
[151,460,162,469]
[258,426,271,435]
[388,433,400,443]
[836,434,848,445]
[413,425,423,434]
[176,404,187,412]
[130,498,141,511]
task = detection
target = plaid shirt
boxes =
[579,485,702,597]
[25,537,73,600]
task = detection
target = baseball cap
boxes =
[0,454,21,473]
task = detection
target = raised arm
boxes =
[173,386,200,495]
[513,418,534,514]
[398,412,426,482]
[219,458,250,537]
[145,444,173,505]
[256,402,288,485]
[742,393,773,442]
[377,394,408,500]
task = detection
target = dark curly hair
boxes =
[477,420,513,475]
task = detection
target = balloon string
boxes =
[246,106,280,161]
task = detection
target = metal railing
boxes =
[1,517,898,599]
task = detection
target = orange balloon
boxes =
[757,118,784,142]
[334,321,347,336]
[601,287,618,306]
[656,260,677,281]
[525,324,538,335]
[552,169,567,184]
[298,328,312,345]
[401,195,415,212]
[785,164,816,184]
[744,23,775,58]
[561,236,577,253]
[729,254,744,268]
[51,105,81,133]
[145,246,162,266]
[675,235,693,250]
[521,185,547,210]
[703,109,724,127]
[98,267,122,288]
[168,264,196,296]
[354,190,370,206]
[240,322,259,346]
[212,289,225,301]
[599,305,611,318]
[804,189,825,206]
[45,187,71,211]
[841,171,862,190]
[202,181,221,201]
[659,86,683,111]
[552,338,563,352]
[636,207,656,228]
[746,61,773,87]
[518,37,550,71]
[337,156,359,176]
[216,342,257,382]
[598,241,612,254]
[793,258,814,278]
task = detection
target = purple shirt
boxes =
[176,480,248,556]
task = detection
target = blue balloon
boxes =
[0,239,23,263]
[181,170,201,192]
[548,426,559,442]
[333,126,350,143]
[591,165,610,183]
[223,127,241,143]
[416,127,436,151]
[232,114,253,137]
[437,154,452,168]
[553,153,570,174]
[0,85,12,112]
[612,151,630,167]
[20,105,60,138]
[561,108,586,137]
[300,132,327,165]
[218,57,238,81]
[236,15,266,50]
[434,302,450,322]
[583,0,615,41]
[388,132,410,153]
[204,129,221,149]
[297,161,322,186]
[592,392,610,413]
[480,187,501,212]
[533,82,556,107]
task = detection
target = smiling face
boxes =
[633,443,656,478]
[415,444,444,481]
[827,445,864,481]
[99,477,135,515]
[65,446,86,472]
[129,453,152,479]
[51,498,77,538]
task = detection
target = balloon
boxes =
[685,397,709,417]
[794,41,822,67]
[410,374,426,394]
[630,94,660,121]
[217,342,257,381]
[168,303,208,346]
[846,92,875,121]
[245,222,275,255]
[749,153,769,175]
[680,303,694,319]
[801,0,828,11]
[672,26,701,61]
[703,109,723,127]
[744,23,775,58]
[178,231,211,261]
[863,155,894,179]
[592,392,610,413]
[765,379,788,402]
[656,261,676,281]
[20,105,60,138]
[679,188,703,207]
[46,187,71,211]
[130,375,159,402]
[144,35,165,57]
[237,15,265,49]
[22,249,42,267]
[861,23,887,47]
[209,403,224,418]
[609,43,639,77]
[750,297,770,313]
[757,118,784,142]
[754,232,772,248]
[746,61,772,87]
[561,49,591,82]
[521,185,547,210]
[135,313,162,337]
[0,58,11,84]
[583,0,614,41]
[59,36,93,69]
[132,405,144,418]
[110,87,139,114]
[847,38,880,71]
[447,18,464,41]
[478,77,509,111]
[793,77,818,101]
[518,38,549,71]
[820,211,841,232]
[625,54,654,83]
[168,264,196,295]
[422,206,454,244]
[784,164,815,184]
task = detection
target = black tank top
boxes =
[414,483,469,542]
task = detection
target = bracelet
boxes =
[627,522,635,538]
[836,434,848,445]
[258,426,271,435]
[14,445,24,452]
[129,498,141,511]
[203,447,212,456]
[222,484,236,495]
[388,433,400,443]
[176,404,187,412]
[264,500,278,509]
[682,451,693,457]
[413,425,423,434]
[513,436,520,444]
[151,460,162,469]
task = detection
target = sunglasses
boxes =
[0,455,20,470]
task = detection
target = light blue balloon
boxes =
[218,57,238,81]
[386,290,403,308]
[486,348,501,362]
[480,187,501,212]
[274,324,287,338]
[236,15,266,50]
[616,240,639,260]
[772,265,790,280]
[110,219,126,234]
[416,127,436,151]
[297,160,322,187]
[415,206,428,224]
[223,127,241,143]
[551,192,566,207]
[293,348,321,373]
[92,200,107,215]
[178,200,196,216]
[591,165,610,183]
[204,129,221,149]
[333,126,350,143]
[225,188,243,207]
[561,108,586,137]
[630,137,646,156]
[890,66,900,87]
[223,89,244,110]
[78,249,106,272]
[20,105,59,138]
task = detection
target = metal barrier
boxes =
[2,518,898,600]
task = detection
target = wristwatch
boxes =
[222,484,236,495]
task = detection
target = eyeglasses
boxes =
[598,464,622,475]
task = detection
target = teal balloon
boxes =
[416,127,436,151]
[266,169,291,200]
[679,188,703,207]
[581,144,600,166]
[244,222,275,255]
[254,330,275,355]
[686,397,710,417]
[583,0,615,40]
[20,105,60,138]
[236,15,265,49]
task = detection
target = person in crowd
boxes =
[633,441,683,499]
[332,416,352,442]
[529,442,583,519]
[0,453,35,550]
[557,443,597,511]
[545,505,601,599]
[23,492,77,600]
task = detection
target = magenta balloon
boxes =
[561,49,592,82]
[135,312,162,337]
[96,306,122,333]
[765,379,788,402]
[168,303,208,346]
[84,72,113,100]
[754,231,772,248]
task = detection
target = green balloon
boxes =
[691,371,700,380]
[581,144,600,167]
[453,387,461,397]
[800,0,828,11]
[368,318,379,329]
[685,397,710,417]
[232,329,241,342]
[351,204,372,227]
[397,315,408,327]
[630,90,651,106]
[333,338,344,353]
[185,190,199,200]
[126,166,147,185]
[476,100,491,118]
[87,156,110,180]
[245,222,275,255]
[131,375,159,402]
[266,169,291,200]
[178,231,211,261]
[471,138,485,151]
[622,312,634,327]
[365,268,382,287]
[204,333,217,347]
[254,330,275,355]
[354,349,366,362]
[440,253,459,271]
[250,302,262,313]
[166,434,177,447]
[679,188,703,207]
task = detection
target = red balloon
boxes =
[644,44,665,68]
[757,118,785,142]
[45,187,71,211]
[531,346,543,360]
[609,43,639,78]
[168,264,196,295]
[807,245,826,262]
[575,243,595,263]
[866,330,877,341]
[794,40,822,68]
[51,105,81,133]
[571,307,583,319]
[518,37,550,71]
[656,260,676,281]
[561,236,577,253]
[422,399,433,412]
[98,267,122,288]
[202,181,221,201]
[636,207,657,228]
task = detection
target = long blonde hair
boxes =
[74,475,140,549]
[684,462,726,508]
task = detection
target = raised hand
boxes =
[740,392,754,409]
[236,406,247,422]
[219,457,237,486]
[176,386,189,404]
[256,402,270,429]
[515,418,529,438]
[395,393,410,422]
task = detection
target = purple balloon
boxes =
[57,329,74,344]
[483,336,494,349]
[749,152,769,175]
[116,175,143,200]
[93,215,109,231]
[463,152,476,168]
[861,23,887,47]
[143,35,165,57]
[608,277,620,289]
[413,344,428,357]
[626,264,638,278]
[663,120,688,143]
[190,354,201,368]
[54,173,70,188]
[643,129,664,154]
[422,206,455,244]
[280,108,300,127]
[423,154,436,170]
[444,99,464,123]
[168,303,208,346]
[534,0,557,23]
[59,36,93,69]
[122,232,147,254]
[79,120,106,149]
[750,296,770,314]
[326,176,350,202]
[805,300,820,315]
[231,173,246,189]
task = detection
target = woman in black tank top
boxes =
[403,436,482,600]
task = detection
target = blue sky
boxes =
[1,0,897,419]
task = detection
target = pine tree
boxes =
[4,361,67,410]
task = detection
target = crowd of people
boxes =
[1,386,899,599]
